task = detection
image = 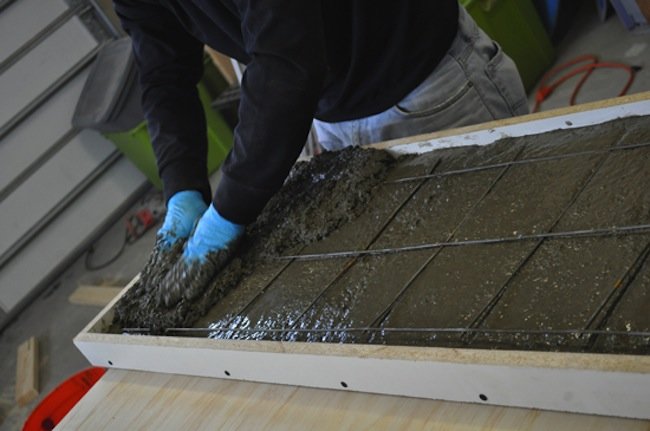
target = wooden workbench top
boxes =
[56,369,648,430]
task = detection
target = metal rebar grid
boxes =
[365,145,528,333]
[219,159,443,336]
[271,131,649,349]
[462,130,644,342]
[154,127,650,352]
[276,224,650,261]
[122,326,650,338]
[456,144,619,340]
[285,159,443,331]
[584,242,650,349]
[385,142,650,184]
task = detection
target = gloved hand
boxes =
[181,204,245,264]
[138,190,208,292]
[158,190,209,249]
[157,204,245,307]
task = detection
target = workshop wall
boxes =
[0,0,147,329]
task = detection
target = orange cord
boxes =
[533,54,639,112]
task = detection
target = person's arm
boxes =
[113,0,211,205]
[214,1,327,224]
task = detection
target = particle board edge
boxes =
[75,329,650,374]
[73,332,650,419]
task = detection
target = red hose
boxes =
[533,55,638,112]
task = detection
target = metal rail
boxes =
[277,224,650,261]
[584,241,650,348]
[120,326,650,338]
[0,128,80,201]
[386,142,650,184]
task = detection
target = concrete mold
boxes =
[104,115,650,355]
[73,97,650,420]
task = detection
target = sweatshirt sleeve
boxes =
[113,0,212,205]
[213,1,327,224]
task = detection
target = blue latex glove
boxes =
[156,204,244,307]
[158,190,208,249]
[182,204,244,264]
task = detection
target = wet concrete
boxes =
[553,146,650,230]
[221,156,437,338]
[596,253,650,352]
[114,117,650,354]
[379,134,611,347]
[478,134,650,352]
[291,142,525,343]
[479,235,650,350]
[112,147,396,332]
[515,122,624,158]
[193,261,289,329]
[619,118,650,147]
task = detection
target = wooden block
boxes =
[15,336,39,406]
[205,46,238,86]
[68,286,122,307]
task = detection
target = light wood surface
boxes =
[56,369,649,430]
[68,286,122,307]
[15,336,39,406]
[205,46,238,87]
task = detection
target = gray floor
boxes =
[1,3,650,430]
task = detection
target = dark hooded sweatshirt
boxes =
[113,0,458,224]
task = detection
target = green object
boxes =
[460,0,555,91]
[105,82,233,189]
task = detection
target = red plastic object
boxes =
[23,367,106,431]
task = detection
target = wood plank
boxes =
[68,286,123,307]
[56,369,649,430]
[15,336,39,407]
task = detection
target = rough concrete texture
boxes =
[112,147,396,332]
[113,117,650,354]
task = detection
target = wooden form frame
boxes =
[75,93,650,420]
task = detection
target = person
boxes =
[113,0,528,306]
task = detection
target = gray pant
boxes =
[314,5,529,151]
